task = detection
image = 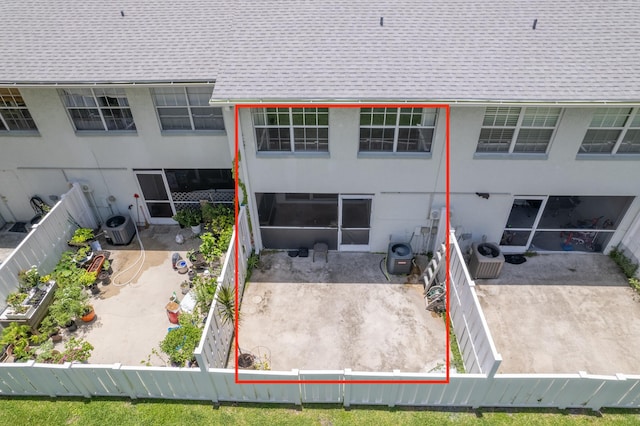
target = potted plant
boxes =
[35,315,62,344]
[98,259,111,285]
[49,282,88,331]
[173,208,202,235]
[159,313,202,367]
[6,291,29,314]
[58,337,93,363]
[186,249,207,270]
[69,228,94,247]
[0,323,33,361]
[80,304,96,322]
[73,246,93,265]
[17,266,40,292]
[78,270,99,294]
[34,340,62,364]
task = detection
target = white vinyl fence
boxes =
[0,183,97,305]
[448,231,502,376]
[194,206,252,369]
[3,204,640,409]
[2,363,640,410]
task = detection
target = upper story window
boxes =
[0,88,38,133]
[476,107,561,154]
[59,88,136,131]
[579,107,640,155]
[252,107,329,153]
[151,87,224,131]
[359,107,436,154]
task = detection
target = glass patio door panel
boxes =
[339,196,372,251]
[500,197,546,252]
[134,171,175,224]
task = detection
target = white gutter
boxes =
[0,81,216,88]
[209,98,640,107]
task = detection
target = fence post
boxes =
[110,363,138,399]
[387,370,401,407]
[343,369,351,408]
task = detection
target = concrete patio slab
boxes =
[475,254,640,375]
[237,252,448,372]
[72,225,201,366]
[0,224,27,264]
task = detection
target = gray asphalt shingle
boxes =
[2,1,639,102]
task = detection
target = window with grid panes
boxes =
[151,87,224,131]
[0,88,38,133]
[59,88,136,131]
[252,108,329,153]
[579,107,640,154]
[476,107,561,153]
[359,107,436,153]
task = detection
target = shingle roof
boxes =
[0,0,227,84]
[2,1,640,102]
[213,0,640,102]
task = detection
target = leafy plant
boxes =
[74,246,92,263]
[159,313,202,367]
[48,281,88,327]
[102,259,111,271]
[0,323,33,360]
[18,266,40,291]
[32,315,60,345]
[216,285,239,326]
[58,337,94,363]
[192,274,218,314]
[70,228,94,244]
[34,340,62,363]
[202,204,234,236]
[172,207,202,227]
[609,245,639,278]
[78,270,98,288]
[6,292,28,313]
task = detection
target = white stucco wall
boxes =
[0,87,231,221]
[448,106,640,250]
[236,105,640,253]
[238,106,448,252]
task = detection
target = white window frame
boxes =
[0,88,38,133]
[59,88,136,132]
[253,107,329,153]
[477,107,562,154]
[359,107,436,154]
[579,107,640,155]
[151,87,224,131]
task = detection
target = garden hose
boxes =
[111,213,146,287]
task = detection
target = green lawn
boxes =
[0,398,639,425]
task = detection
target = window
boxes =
[0,88,38,133]
[151,87,224,131]
[253,108,328,153]
[579,108,640,154]
[359,107,436,153]
[476,107,561,153]
[59,88,136,131]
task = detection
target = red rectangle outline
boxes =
[234,103,451,384]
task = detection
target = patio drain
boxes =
[252,296,263,304]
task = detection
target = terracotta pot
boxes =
[81,306,96,322]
